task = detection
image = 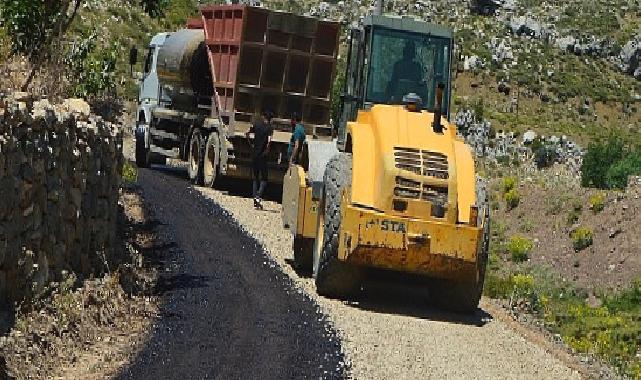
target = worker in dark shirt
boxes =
[288,113,306,166]
[386,40,423,101]
[246,110,273,209]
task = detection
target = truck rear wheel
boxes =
[188,129,204,185]
[293,237,314,276]
[314,153,362,298]
[204,132,220,188]
[431,178,490,313]
[135,135,150,168]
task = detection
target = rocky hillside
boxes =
[300,0,641,142]
[3,0,639,144]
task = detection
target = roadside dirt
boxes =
[0,187,161,380]
[492,170,641,291]
[194,178,584,379]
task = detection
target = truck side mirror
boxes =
[129,46,138,66]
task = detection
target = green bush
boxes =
[501,176,517,194]
[122,161,138,184]
[508,236,533,262]
[581,136,641,189]
[505,188,520,210]
[511,273,540,310]
[588,192,606,213]
[605,154,641,190]
[484,273,514,299]
[581,137,624,188]
[531,138,558,169]
[571,227,594,252]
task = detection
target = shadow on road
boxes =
[352,281,493,327]
[154,274,210,294]
[150,164,189,180]
[150,165,283,203]
[281,252,491,326]
[214,177,283,203]
[285,258,314,278]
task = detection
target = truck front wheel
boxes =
[135,134,150,168]
[189,129,204,185]
[314,153,362,299]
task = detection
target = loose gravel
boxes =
[196,184,583,380]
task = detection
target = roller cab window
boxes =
[366,27,450,114]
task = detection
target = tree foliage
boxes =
[330,56,346,127]
[140,0,171,18]
[65,34,120,98]
[0,0,80,56]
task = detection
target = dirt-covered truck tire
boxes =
[188,129,204,185]
[203,132,220,188]
[135,135,150,168]
[314,153,362,298]
[293,236,314,276]
[431,177,490,313]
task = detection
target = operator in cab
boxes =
[386,40,423,102]
[246,110,274,210]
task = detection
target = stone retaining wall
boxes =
[0,94,123,304]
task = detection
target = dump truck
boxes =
[133,5,340,186]
[282,14,490,312]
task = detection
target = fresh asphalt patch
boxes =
[117,168,347,379]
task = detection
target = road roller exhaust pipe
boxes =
[432,82,445,134]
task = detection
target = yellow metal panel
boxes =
[282,165,319,239]
[454,140,476,223]
[349,119,378,207]
[338,203,481,278]
[347,105,475,224]
[300,188,319,238]
[281,165,306,234]
[296,186,307,236]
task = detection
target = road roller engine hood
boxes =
[347,104,477,225]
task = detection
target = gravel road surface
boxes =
[117,167,346,379]
[193,178,583,380]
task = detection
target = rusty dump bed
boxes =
[198,5,340,136]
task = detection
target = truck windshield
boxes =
[366,27,451,113]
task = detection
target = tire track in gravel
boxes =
[117,167,347,380]
[194,180,584,380]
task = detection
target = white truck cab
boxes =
[135,33,170,150]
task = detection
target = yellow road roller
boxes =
[282,15,489,312]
